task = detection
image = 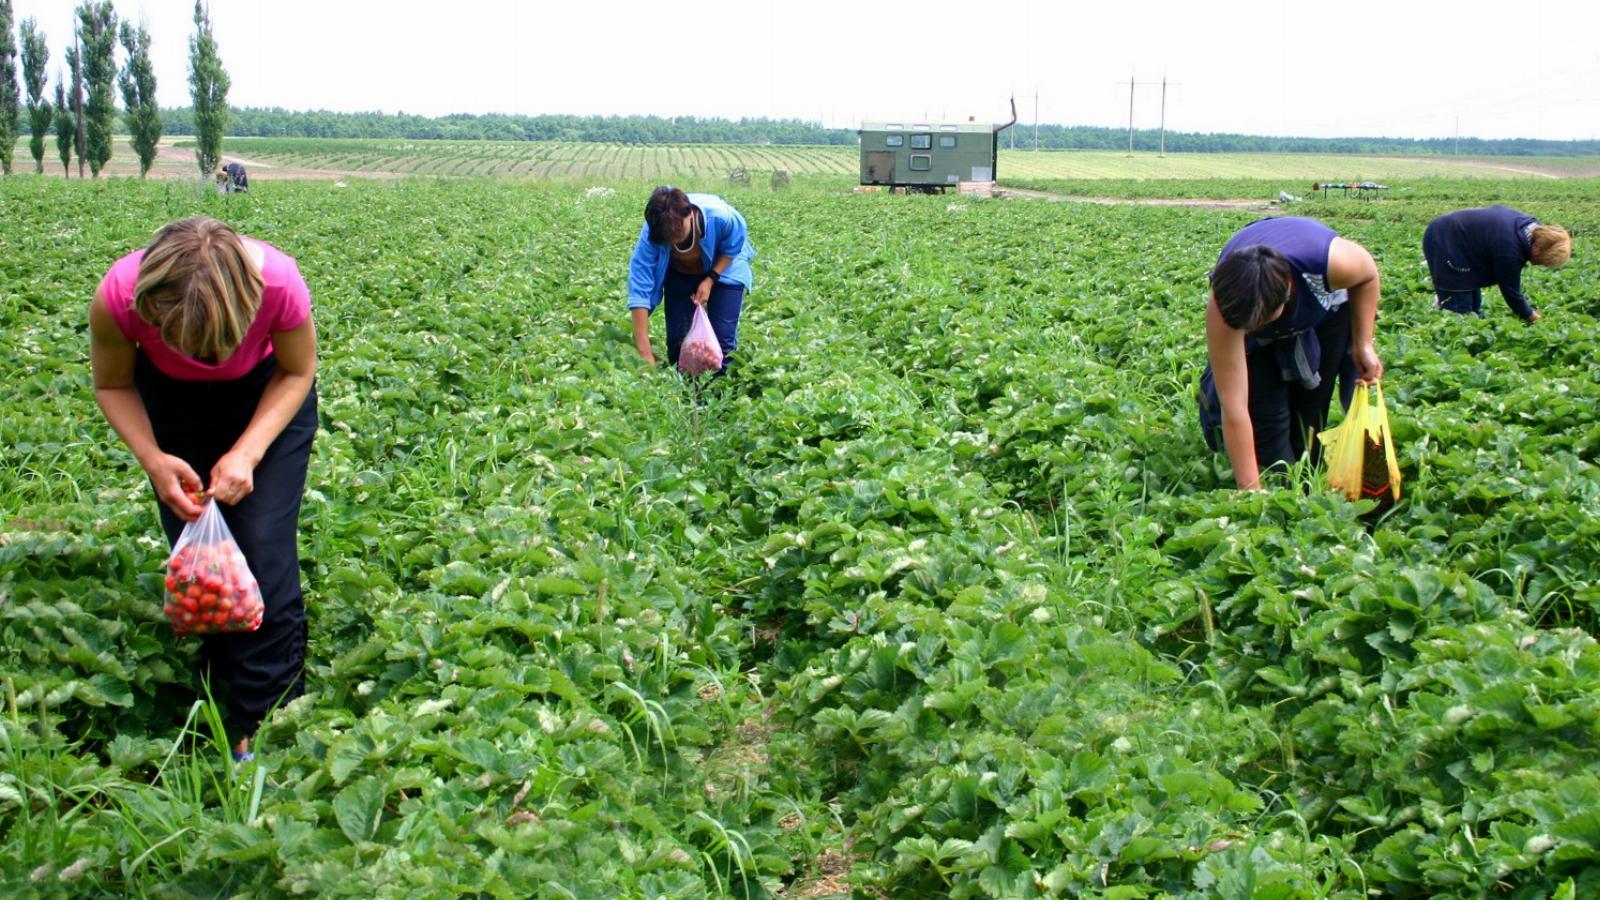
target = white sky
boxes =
[15,0,1600,141]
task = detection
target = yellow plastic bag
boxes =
[1318,381,1401,505]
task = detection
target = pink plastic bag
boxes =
[678,304,724,377]
[161,499,265,636]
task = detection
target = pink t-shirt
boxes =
[98,238,311,381]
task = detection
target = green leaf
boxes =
[87,672,134,708]
[333,776,386,844]
[1554,811,1600,849]
[534,577,586,596]
[328,735,375,785]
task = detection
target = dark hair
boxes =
[645,186,693,245]
[1210,245,1294,331]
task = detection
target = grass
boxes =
[1,680,262,891]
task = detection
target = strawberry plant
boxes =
[2,171,1598,897]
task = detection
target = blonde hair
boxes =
[1531,225,1571,268]
[134,218,264,360]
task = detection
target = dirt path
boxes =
[152,141,189,164]
[152,139,406,180]
[996,186,1278,211]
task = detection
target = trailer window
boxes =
[885,135,903,147]
[940,124,958,131]
[910,134,932,150]
[886,123,903,130]
[939,135,957,148]
[909,154,932,171]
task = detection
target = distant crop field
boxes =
[163,137,1600,183]
[996,149,1598,181]
[13,136,1598,186]
[201,137,857,179]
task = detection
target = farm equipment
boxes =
[1312,181,1387,199]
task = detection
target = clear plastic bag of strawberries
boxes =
[162,499,265,636]
[678,304,724,377]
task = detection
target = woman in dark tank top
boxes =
[1198,217,1385,491]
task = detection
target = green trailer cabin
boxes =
[858,112,1015,192]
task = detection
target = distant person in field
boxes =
[217,162,249,194]
[1423,206,1569,322]
[90,217,317,762]
[626,186,755,373]
[1197,217,1384,491]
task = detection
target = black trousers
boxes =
[1245,305,1353,472]
[135,353,316,738]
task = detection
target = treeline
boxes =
[160,108,858,145]
[1005,124,1600,157]
[153,107,1600,157]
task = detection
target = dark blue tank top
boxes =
[1217,217,1345,350]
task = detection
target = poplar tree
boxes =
[53,76,71,175]
[69,39,85,177]
[75,0,116,177]
[118,19,159,177]
[20,17,48,174]
[0,0,19,175]
[187,1,229,175]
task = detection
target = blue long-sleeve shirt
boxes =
[1422,205,1539,319]
[626,193,755,311]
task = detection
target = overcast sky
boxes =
[15,0,1600,141]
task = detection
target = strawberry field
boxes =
[4,173,1600,897]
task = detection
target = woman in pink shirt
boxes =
[90,217,318,762]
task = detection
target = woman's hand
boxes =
[147,453,206,521]
[692,275,714,306]
[210,449,257,506]
[1352,342,1384,384]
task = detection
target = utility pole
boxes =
[1033,89,1039,151]
[1117,73,1178,157]
[1159,76,1168,157]
[1127,73,1135,155]
[1454,114,1460,155]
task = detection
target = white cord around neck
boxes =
[673,210,701,253]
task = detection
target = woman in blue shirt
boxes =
[1198,217,1385,491]
[626,187,755,373]
[1423,206,1570,323]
